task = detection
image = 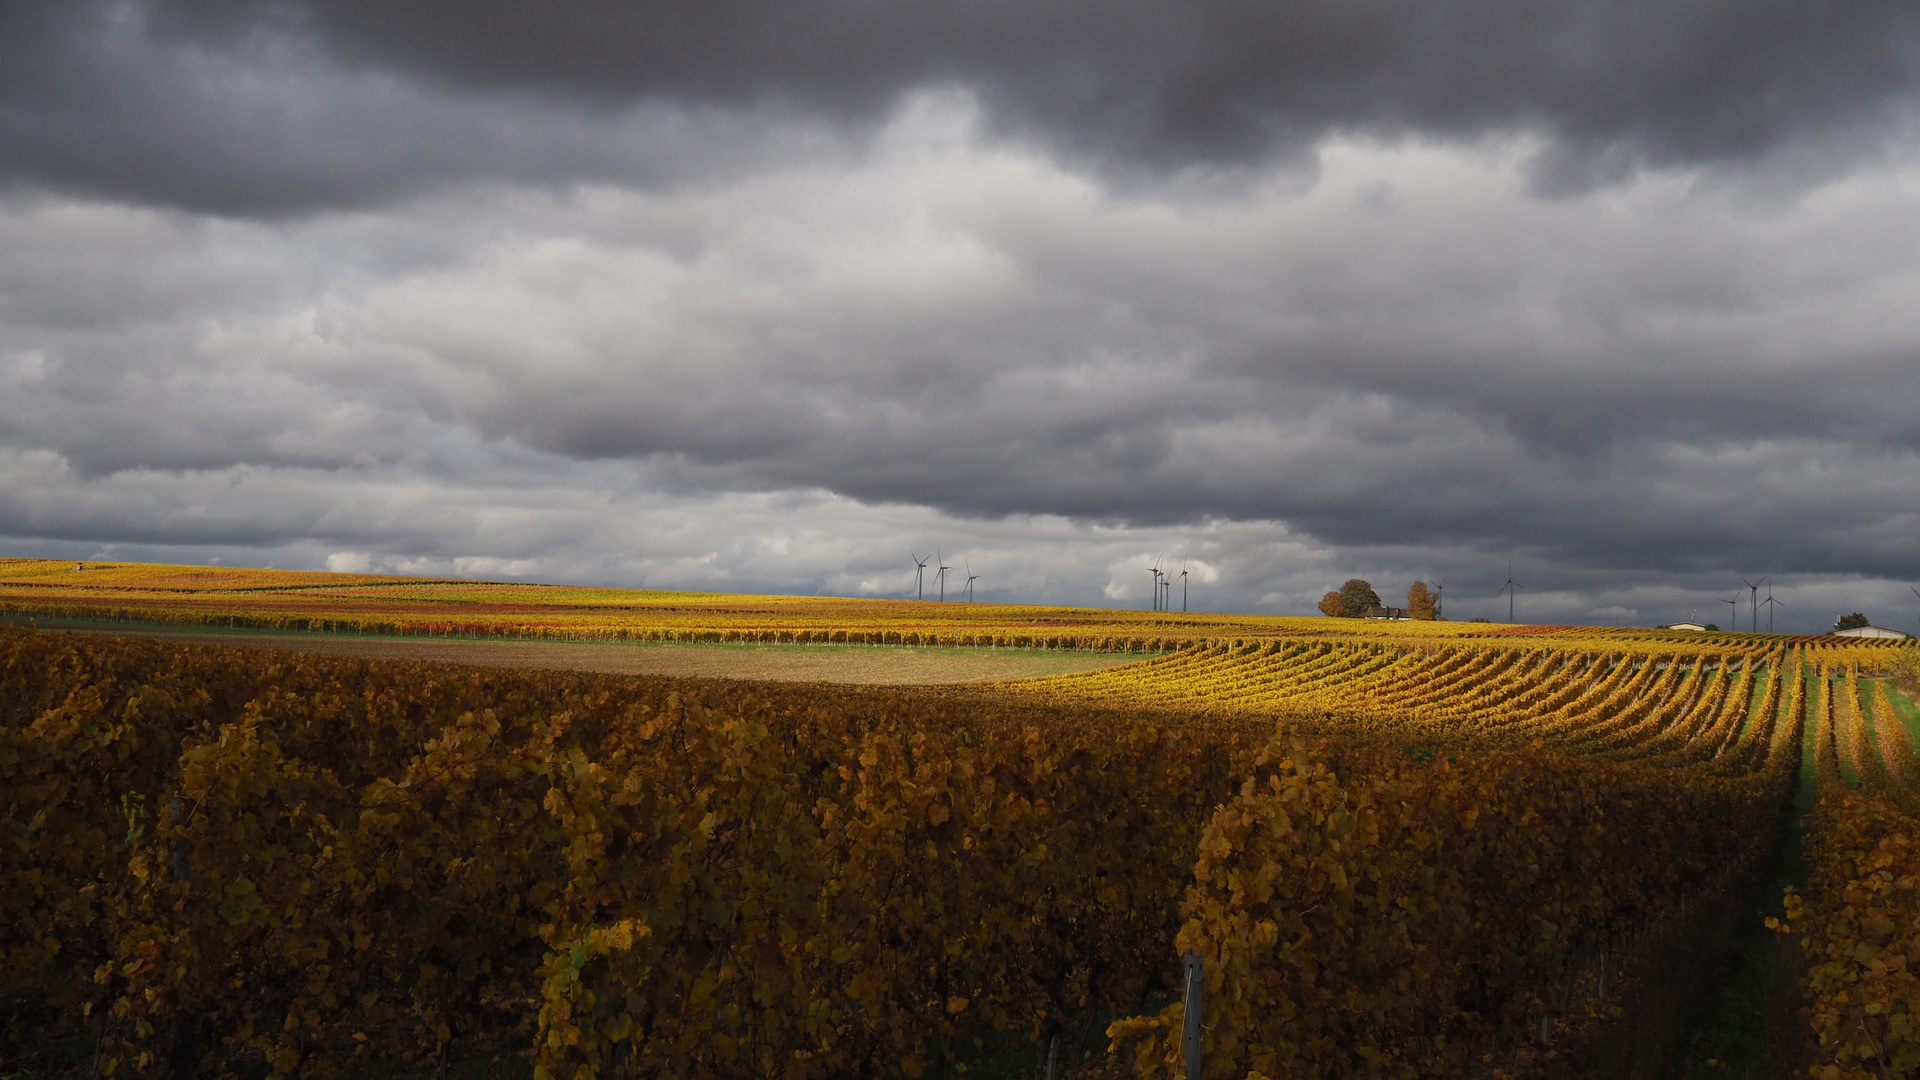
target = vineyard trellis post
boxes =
[1182,950,1204,1080]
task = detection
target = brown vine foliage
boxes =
[0,624,1257,1077]
[1786,790,1920,1078]
[1108,720,1796,1079]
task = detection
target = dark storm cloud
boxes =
[5,0,1920,213]
[0,1,854,215]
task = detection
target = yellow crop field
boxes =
[0,557,1897,661]
[0,556,1431,649]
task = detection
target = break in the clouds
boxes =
[2,1,1919,631]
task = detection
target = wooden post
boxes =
[1182,950,1204,1080]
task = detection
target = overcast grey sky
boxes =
[3,0,1918,630]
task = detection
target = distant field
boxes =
[0,556,1413,650]
[17,618,1136,683]
[0,557,1869,659]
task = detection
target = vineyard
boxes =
[3,577,1919,1076]
[0,558,1374,650]
[0,558,1847,655]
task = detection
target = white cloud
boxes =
[324,551,372,573]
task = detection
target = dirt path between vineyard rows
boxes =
[18,618,1142,684]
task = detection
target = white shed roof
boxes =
[1833,625,1912,639]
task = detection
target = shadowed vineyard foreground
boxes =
[3,622,1916,1078]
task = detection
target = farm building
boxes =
[1833,624,1911,640]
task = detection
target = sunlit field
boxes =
[0,557,1880,657]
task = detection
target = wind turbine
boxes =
[935,551,951,602]
[965,561,979,604]
[1179,564,1189,613]
[1500,562,1523,624]
[1741,576,1767,633]
[1761,593,1785,634]
[1911,584,1920,626]
[910,551,930,601]
[1148,558,1163,612]
[1721,596,1739,628]
[1434,577,1447,620]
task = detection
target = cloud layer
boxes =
[2,1,1918,631]
[8,0,1920,214]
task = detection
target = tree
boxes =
[1835,612,1870,631]
[1407,581,1436,621]
[1318,581,1381,617]
[1339,579,1381,618]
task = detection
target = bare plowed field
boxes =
[30,622,1138,683]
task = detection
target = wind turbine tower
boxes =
[965,561,979,604]
[1179,565,1189,613]
[1761,591,1784,634]
[1500,562,1524,624]
[936,551,951,602]
[1722,596,1738,628]
[1741,577,1767,633]
[910,552,930,601]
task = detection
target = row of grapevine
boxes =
[1014,642,1786,767]
[1063,641,1807,1075]
[1783,663,1920,1075]
[1109,681,1802,1077]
